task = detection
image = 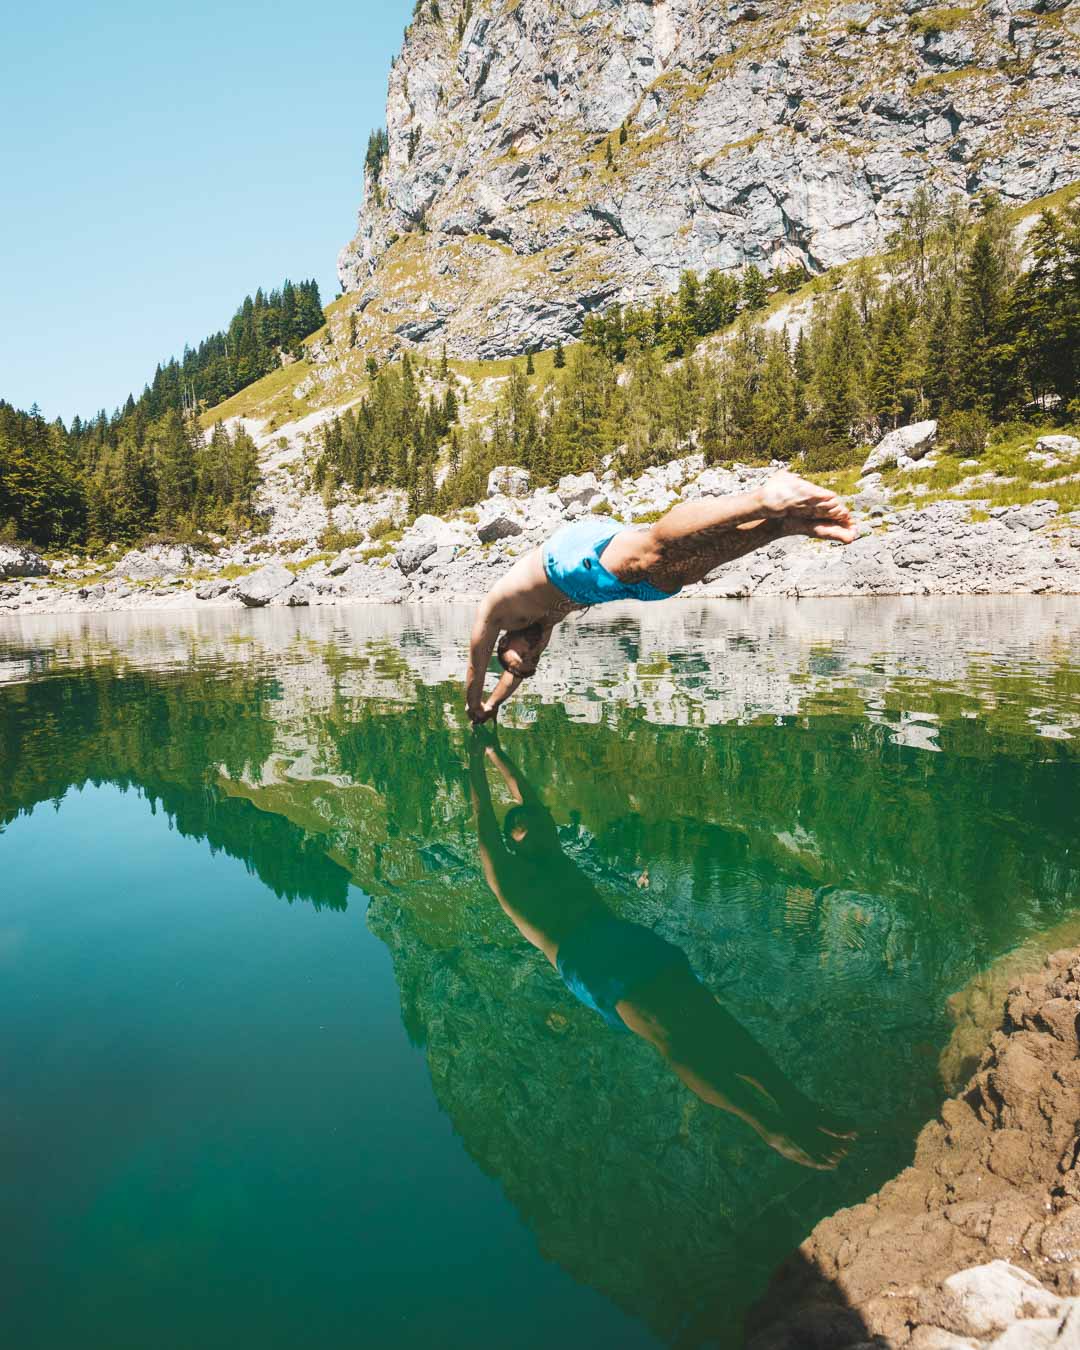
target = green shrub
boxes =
[361,541,396,561]
[941,409,990,458]
[319,524,367,552]
[368,517,400,540]
[800,441,866,473]
[909,7,971,38]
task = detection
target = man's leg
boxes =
[617,962,855,1169]
[601,471,857,588]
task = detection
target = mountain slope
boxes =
[336,0,1080,360]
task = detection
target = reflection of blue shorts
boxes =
[542,519,680,607]
[556,913,690,1032]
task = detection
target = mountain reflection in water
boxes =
[1,598,1078,1349]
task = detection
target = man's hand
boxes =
[468,698,497,726]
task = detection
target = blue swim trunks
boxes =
[543,518,680,607]
[555,912,691,1032]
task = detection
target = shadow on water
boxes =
[2,616,1079,1347]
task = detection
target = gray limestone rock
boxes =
[862,421,939,474]
[335,561,409,602]
[487,466,532,499]
[1035,434,1079,458]
[395,539,439,574]
[337,2,1080,361]
[477,504,524,543]
[236,562,295,607]
[327,550,359,576]
[998,501,1057,532]
[283,584,312,607]
[0,544,49,579]
[556,472,602,508]
[196,578,234,601]
[114,543,205,579]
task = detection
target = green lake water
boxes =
[1,598,1078,1349]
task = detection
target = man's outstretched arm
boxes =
[465,605,500,722]
[475,670,523,723]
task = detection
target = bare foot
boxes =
[761,1122,857,1171]
[759,471,851,521]
[734,1071,858,1169]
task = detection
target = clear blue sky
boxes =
[0,0,410,423]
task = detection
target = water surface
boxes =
[2,598,1078,1348]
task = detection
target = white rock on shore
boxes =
[862,421,938,474]
[0,544,49,579]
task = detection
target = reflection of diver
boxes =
[469,734,854,1170]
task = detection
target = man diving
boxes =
[465,470,857,724]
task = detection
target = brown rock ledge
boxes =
[747,950,1080,1348]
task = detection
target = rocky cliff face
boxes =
[338,0,1080,358]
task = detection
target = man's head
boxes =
[496,622,545,679]
[503,802,558,855]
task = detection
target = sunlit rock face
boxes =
[337,0,1080,357]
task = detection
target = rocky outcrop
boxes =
[0,544,48,579]
[747,949,1080,1349]
[114,543,208,579]
[863,420,939,474]
[337,0,1080,359]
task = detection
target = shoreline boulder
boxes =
[236,562,295,607]
[0,544,49,579]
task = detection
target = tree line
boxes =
[435,193,1079,499]
[316,194,1077,518]
[314,351,460,516]
[0,401,261,549]
[0,277,323,549]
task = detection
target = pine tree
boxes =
[923,280,962,414]
[751,333,796,460]
[740,266,768,312]
[698,270,740,335]
[553,341,565,369]
[958,225,1004,412]
[868,293,912,429]
[154,410,196,527]
[811,294,867,447]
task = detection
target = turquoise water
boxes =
[1,598,1078,1348]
